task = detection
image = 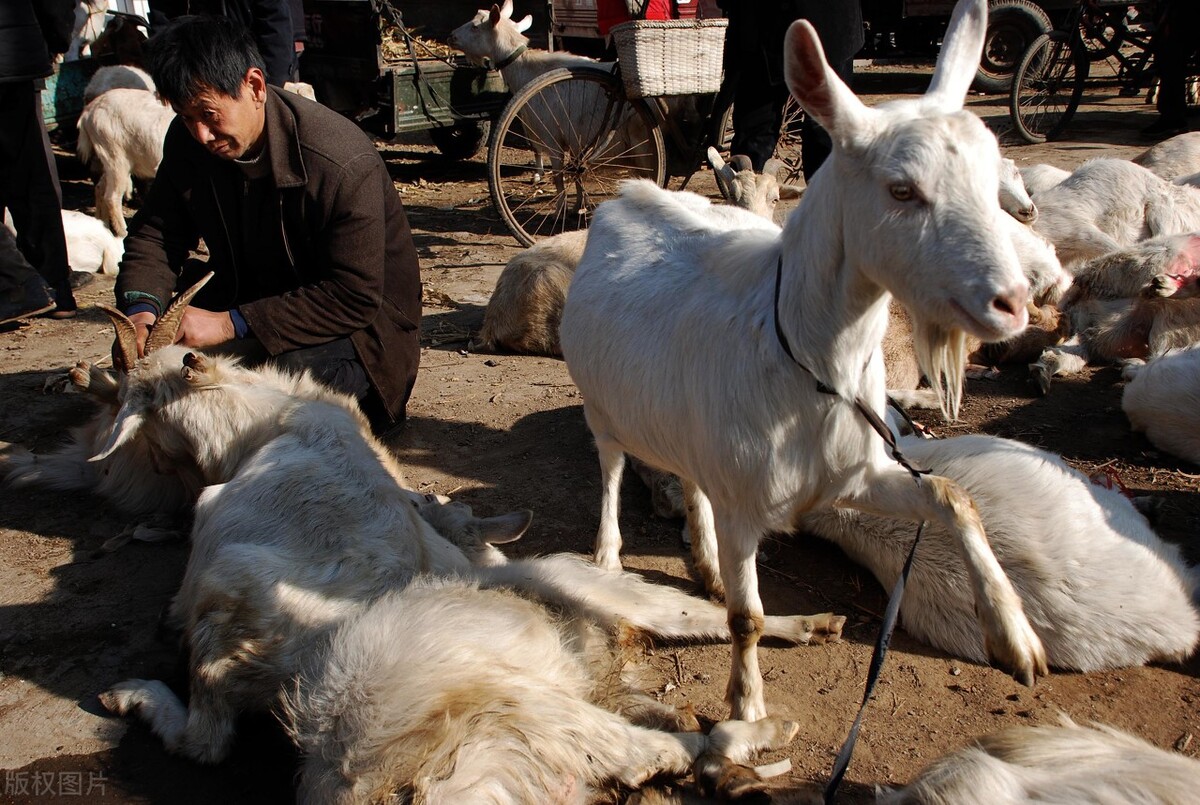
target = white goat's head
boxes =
[784,0,1029,415]
[707,148,804,220]
[448,1,533,66]
[999,158,1037,223]
[408,493,533,567]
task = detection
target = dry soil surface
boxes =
[2,64,1199,804]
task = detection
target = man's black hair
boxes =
[145,15,267,106]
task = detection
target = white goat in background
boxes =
[798,433,1199,672]
[880,716,1200,804]
[83,64,155,104]
[1134,131,1200,181]
[560,0,1046,722]
[77,88,176,237]
[1122,345,1200,466]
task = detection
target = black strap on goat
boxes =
[771,256,928,802]
[493,45,527,70]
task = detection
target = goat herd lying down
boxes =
[5,0,1200,799]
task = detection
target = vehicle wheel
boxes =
[973,0,1053,94]
[487,66,666,246]
[772,96,805,186]
[1077,5,1123,61]
[430,120,489,160]
[1009,31,1088,145]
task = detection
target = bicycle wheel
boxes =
[771,96,805,186]
[1009,31,1088,145]
[487,67,666,246]
[1078,6,1124,61]
[975,0,1052,94]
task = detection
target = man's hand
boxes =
[175,306,236,350]
[113,311,157,371]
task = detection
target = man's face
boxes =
[174,68,267,160]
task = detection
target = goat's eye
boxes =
[889,184,915,202]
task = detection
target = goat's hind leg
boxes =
[590,429,627,571]
[99,676,238,764]
[844,467,1048,686]
[682,479,725,599]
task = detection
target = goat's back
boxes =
[1122,347,1200,465]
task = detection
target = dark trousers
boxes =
[0,80,73,311]
[1154,1,1200,123]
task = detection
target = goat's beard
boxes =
[912,319,967,421]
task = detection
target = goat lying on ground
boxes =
[285,571,804,803]
[880,716,1200,804]
[1122,345,1200,466]
[77,88,175,237]
[1018,163,1070,197]
[709,149,805,220]
[560,0,1047,722]
[797,433,1199,672]
[1030,234,1200,391]
[1031,158,1200,268]
[1133,131,1200,181]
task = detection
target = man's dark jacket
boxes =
[116,87,421,423]
[0,0,74,82]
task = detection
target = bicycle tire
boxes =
[1009,31,1088,145]
[487,67,666,246]
[1078,5,1124,61]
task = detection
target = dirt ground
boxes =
[2,63,1199,804]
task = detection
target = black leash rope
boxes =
[771,256,929,803]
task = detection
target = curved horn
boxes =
[144,271,215,355]
[97,304,139,372]
[761,157,785,178]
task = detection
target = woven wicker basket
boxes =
[610,18,728,98]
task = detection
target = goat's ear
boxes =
[499,0,514,20]
[783,20,875,149]
[90,401,145,462]
[515,14,533,33]
[477,509,533,544]
[488,4,502,26]
[923,0,988,113]
[778,183,805,201]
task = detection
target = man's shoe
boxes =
[69,270,96,290]
[1140,118,1188,139]
[0,275,55,326]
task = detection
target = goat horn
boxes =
[97,304,139,372]
[144,271,215,355]
[761,157,784,178]
[729,154,754,173]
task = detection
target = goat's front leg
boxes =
[682,479,724,599]
[714,512,769,721]
[843,468,1048,686]
[99,676,238,764]
[592,434,626,571]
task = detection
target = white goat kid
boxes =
[998,157,1037,223]
[798,434,1199,672]
[879,717,1200,804]
[708,149,805,221]
[560,0,1046,721]
[77,88,176,237]
[83,64,156,104]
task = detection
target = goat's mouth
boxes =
[949,298,1027,342]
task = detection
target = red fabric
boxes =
[597,0,690,36]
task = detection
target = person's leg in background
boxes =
[0,80,77,316]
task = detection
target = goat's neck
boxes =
[774,167,891,398]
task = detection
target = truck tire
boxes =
[973,0,1053,95]
[430,121,489,161]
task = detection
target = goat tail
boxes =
[0,442,97,491]
[77,122,94,166]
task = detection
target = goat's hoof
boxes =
[984,621,1049,687]
[1028,363,1051,395]
[808,613,846,644]
[98,680,145,715]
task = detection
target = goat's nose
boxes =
[1019,204,1038,224]
[991,282,1030,323]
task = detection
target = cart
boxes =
[300,0,547,157]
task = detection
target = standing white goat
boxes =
[77,88,176,237]
[83,64,156,104]
[560,0,1046,721]
[879,716,1200,804]
[798,433,1199,672]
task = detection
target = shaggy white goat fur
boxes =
[1018,163,1070,197]
[1134,131,1200,181]
[83,64,155,104]
[879,717,1200,804]
[98,347,836,764]
[560,0,1046,721]
[77,88,176,237]
[798,434,1199,672]
[1122,346,1200,466]
[1032,158,1200,268]
[286,575,802,804]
